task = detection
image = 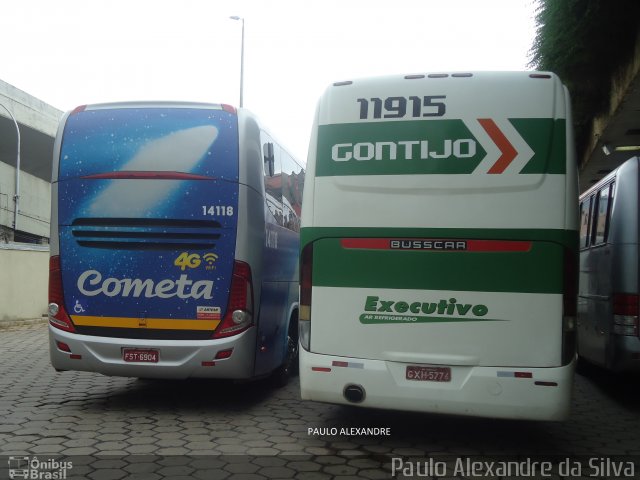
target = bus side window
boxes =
[262,136,283,225]
[281,152,304,232]
[579,197,592,249]
[594,183,614,245]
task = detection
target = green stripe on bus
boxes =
[315,118,566,176]
[513,119,566,174]
[311,237,564,294]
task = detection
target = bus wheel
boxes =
[272,315,299,387]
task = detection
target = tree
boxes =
[530,0,640,164]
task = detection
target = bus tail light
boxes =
[299,244,313,351]
[48,256,76,333]
[562,248,577,365]
[613,293,639,336]
[213,261,253,339]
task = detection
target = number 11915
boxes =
[357,95,446,119]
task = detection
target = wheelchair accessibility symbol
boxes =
[73,300,85,314]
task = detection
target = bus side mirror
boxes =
[264,143,275,177]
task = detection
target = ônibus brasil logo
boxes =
[360,295,500,324]
[8,456,72,479]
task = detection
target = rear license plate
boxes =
[123,349,159,363]
[406,365,451,382]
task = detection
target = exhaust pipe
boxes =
[343,384,365,403]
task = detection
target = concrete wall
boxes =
[0,79,60,137]
[0,244,48,321]
[0,162,51,240]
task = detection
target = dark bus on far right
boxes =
[578,156,640,372]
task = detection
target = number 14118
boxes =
[202,206,234,216]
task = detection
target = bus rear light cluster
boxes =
[299,244,314,351]
[613,293,639,336]
[562,249,578,364]
[213,261,253,339]
[48,256,76,333]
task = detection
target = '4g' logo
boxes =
[174,252,202,271]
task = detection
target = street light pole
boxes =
[0,102,21,236]
[230,16,245,108]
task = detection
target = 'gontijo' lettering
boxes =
[332,139,476,162]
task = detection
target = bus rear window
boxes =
[58,108,239,181]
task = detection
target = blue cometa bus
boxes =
[48,102,304,383]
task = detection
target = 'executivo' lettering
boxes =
[77,270,214,299]
[364,296,488,317]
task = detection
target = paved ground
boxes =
[0,323,639,479]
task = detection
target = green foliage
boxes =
[530,0,640,162]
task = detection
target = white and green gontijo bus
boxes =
[299,71,579,421]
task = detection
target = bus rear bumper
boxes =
[300,349,574,421]
[49,325,257,379]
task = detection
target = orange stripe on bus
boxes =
[71,316,220,331]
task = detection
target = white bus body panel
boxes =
[300,72,577,420]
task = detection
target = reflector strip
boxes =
[70,354,82,360]
[332,360,364,369]
[312,367,332,372]
[201,361,216,367]
[341,238,532,252]
[535,381,558,387]
[71,315,221,331]
[215,349,234,360]
[497,371,533,378]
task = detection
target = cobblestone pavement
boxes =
[1,323,639,479]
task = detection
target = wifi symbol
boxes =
[203,253,219,265]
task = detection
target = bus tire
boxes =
[272,313,299,388]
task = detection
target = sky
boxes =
[2,0,539,161]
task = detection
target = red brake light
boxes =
[563,250,578,317]
[70,105,87,115]
[212,261,253,338]
[221,104,237,114]
[299,244,313,351]
[48,256,76,332]
[613,294,639,316]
